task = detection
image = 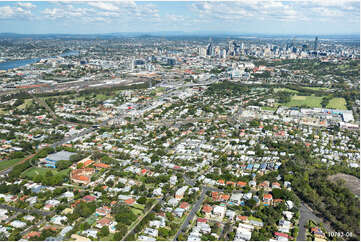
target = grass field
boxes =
[21,167,70,179]
[95,94,110,101]
[285,95,323,108]
[131,207,143,216]
[261,106,278,111]
[326,98,347,110]
[131,203,145,210]
[302,86,330,91]
[17,99,32,110]
[0,158,23,171]
[0,108,7,115]
[274,88,299,94]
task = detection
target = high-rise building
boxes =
[314,36,318,50]
[206,38,213,56]
[199,47,207,57]
[228,40,234,52]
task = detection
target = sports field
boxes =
[326,98,347,110]
[285,95,323,108]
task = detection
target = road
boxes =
[173,188,207,241]
[0,203,54,216]
[0,153,36,176]
[20,217,47,237]
[296,202,333,241]
[122,198,162,240]
[219,222,232,240]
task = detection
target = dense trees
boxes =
[56,160,72,170]
[73,201,96,218]
[281,154,360,240]
[8,151,25,160]
[205,81,249,97]
[112,204,137,226]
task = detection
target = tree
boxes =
[158,228,170,238]
[98,226,109,237]
[246,199,257,208]
[57,160,72,170]
[8,151,25,159]
[113,232,123,241]
[70,154,84,162]
[137,196,147,204]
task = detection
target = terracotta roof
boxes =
[202,204,212,213]
[197,218,207,223]
[73,175,90,182]
[24,232,41,239]
[275,232,289,238]
[124,198,135,205]
[226,181,235,186]
[83,195,96,202]
[97,217,111,226]
[94,163,110,169]
[43,226,57,231]
[263,194,273,200]
[237,181,247,187]
[221,194,230,201]
[180,202,190,209]
[238,216,248,221]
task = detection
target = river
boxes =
[0,50,79,71]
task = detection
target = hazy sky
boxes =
[0,0,359,35]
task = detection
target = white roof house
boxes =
[51,215,67,225]
[10,220,26,229]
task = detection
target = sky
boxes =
[0,0,359,35]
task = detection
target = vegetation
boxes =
[0,158,23,171]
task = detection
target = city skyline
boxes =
[0,0,359,35]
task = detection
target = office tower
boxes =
[206,38,213,56]
[314,36,318,50]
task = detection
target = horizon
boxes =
[0,1,359,35]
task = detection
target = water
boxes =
[0,50,79,71]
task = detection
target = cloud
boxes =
[87,2,121,12]
[42,5,95,20]
[17,2,36,9]
[190,0,359,23]
[0,5,32,19]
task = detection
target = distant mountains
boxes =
[0,32,359,40]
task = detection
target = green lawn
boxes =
[326,98,347,110]
[285,95,323,108]
[0,108,7,115]
[130,207,143,216]
[131,203,145,210]
[17,99,33,110]
[95,94,110,101]
[21,167,70,179]
[0,158,23,171]
[274,88,299,94]
[249,216,263,222]
[303,86,330,91]
[261,106,278,111]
